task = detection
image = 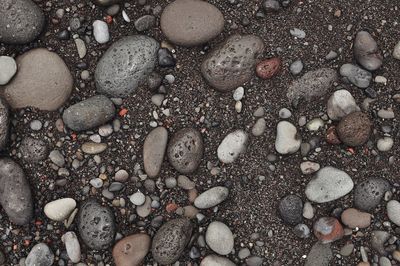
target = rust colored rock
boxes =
[113,233,151,266]
[326,126,341,145]
[337,112,372,147]
[256,57,281,79]
[314,217,344,243]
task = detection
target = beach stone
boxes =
[134,15,156,32]
[0,99,9,151]
[152,218,193,264]
[167,128,203,174]
[252,118,266,136]
[0,0,45,44]
[77,199,116,250]
[340,63,372,88]
[354,31,383,71]
[256,57,281,79]
[377,137,394,152]
[337,112,372,146]
[278,195,303,225]
[275,121,301,154]
[354,178,390,211]
[305,242,332,266]
[93,0,121,6]
[341,208,372,229]
[200,255,236,266]
[305,166,353,203]
[300,161,320,175]
[113,234,151,266]
[62,232,81,263]
[160,0,224,46]
[387,200,400,226]
[129,191,146,206]
[143,127,168,178]
[217,129,248,163]
[44,198,76,221]
[287,68,337,106]
[62,95,116,131]
[0,56,17,85]
[95,35,159,97]
[314,217,344,243]
[393,41,400,60]
[0,158,33,225]
[3,48,73,111]
[93,20,110,44]
[136,196,151,217]
[81,142,107,154]
[289,60,303,75]
[201,34,264,92]
[206,221,234,255]
[25,243,54,266]
[327,89,360,120]
[371,230,391,255]
[194,186,229,209]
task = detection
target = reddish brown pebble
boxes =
[314,217,344,243]
[326,126,341,145]
[341,208,372,229]
[112,233,151,266]
[256,57,281,79]
[337,112,372,147]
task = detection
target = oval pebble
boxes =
[217,130,248,163]
[62,231,81,263]
[44,198,76,222]
[205,221,234,255]
[194,186,229,209]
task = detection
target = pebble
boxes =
[106,4,120,16]
[303,202,315,219]
[81,142,107,154]
[393,41,400,60]
[4,48,73,111]
[290,28,306,38]
[340,63,372,88]
[129,191,146,206]
[371,230,391,255]
[160,0,224,46]
[300,161,320,175]
[94,0,121,6]
[256,57,281,79]
[200,255,235,266]
[314,217,344,243]
[287,68,337,106]
[325,50,338,60]
[354,178,391,211]
[167,128,204,174]
[306,118,324,131]
[152,218,193,264]
[158,48,176,67]
[217,130,248,163]
[377,109,395,119]
[327,89,360,120]
[305,166,354,203]
[77,199,116,250]
[134,15,156,32]
[113,234,151,266]
[49,150,65,167]
[201,34,264,92]
[25,243,54,266]
[63,95,116,131]
[341,208,372,229]
[62,232,81,263]
[0,0,45,44]
[177,175,195,190]
[233,86,245,101]
[0,99,9,151]
[165,177,177,188]
[293,224,310,238]
[143,127,168,178]
[114,169,129,182]
[0,158,33,225]
[279,108,292,118]
[379,257,391,266]
[340,243,354,257]
[194,186,229,209]
[263,0,280,12]
[74,38,87,59]
[19,137,48,163]
[0,56,17,85]
[93,20,110,44]
[305,242,332,266]
[387,200,400,226]
[246,256,264,266]
[252,118,266,136]
[275,121,301,154]
[30,120,42,130]
[136,196,152,217]
[44,198,76,221]
[337,112,372,146]
[95,35,159,97]
[90,178,103,188]
[289,60,303,75]
[377,137,394,152]
[206,221,234,255]
[354,31,382,71]
[278,195,303,225]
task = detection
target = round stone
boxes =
[200,255,236,266]
[313,217,344,243]
[205,221,234,255]
[377,137,394,152]
[25,243,54,266]
[160,0,224,46]
[4,48,73,111]
[167,128,203,174]
[337,112,372,146]
[93,20,109,44]
[279,195,303,225]
[113,234,151,266]
[354,178,391,211]
[217,130,248,163]
[143,127,168,178]
[256,57,281,79]
[341,208,372,229]
[0,56,17,85]
[129,191,146,206]
[44,198,76,221]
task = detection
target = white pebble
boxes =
[93,20,110,44]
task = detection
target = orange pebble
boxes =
[119,108,128,117]
[166,203,178,213]
[105,15,113,24]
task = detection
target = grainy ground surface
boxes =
[1,0,400,265]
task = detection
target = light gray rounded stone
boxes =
[340,63,372,89]
[194,186,229,209]
[327,89,360,120]
[200,255,236,266]
[217,129,248,163]
[305,242,332,266]
[25,243,54,266]
[0,56,17,85]
[387,200,400,226]
[205,221,234,255]
[275,121,301,154]
[62,231,81,263]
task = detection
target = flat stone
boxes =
[0,56,17,85]
[206,221,234,255]
[0,158,33,225]
[194,186,229,209]
[354,178,391,211]
[113,234,151,266]
[152,218,193,264]
[341,208,372,229]
[305,166,354,203]
[201,34,264,92]
[305,242,332,266]
[134,15,156,32]
[3,48,73,111]
[44,198,76,221]
[81,142,107,154]
[340,63,372,88]
[95,35,159,97]
[354,31,382,71]
[61,232,81,263]
[25,243,54,266]
[167,128,203,174]
[77,199,116,250]
[161,0,224,46]
[143,127,168,178]
[217,129,248,163]
[327,89,360,121]
[275,121,301,154]
[0,0,45,44]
